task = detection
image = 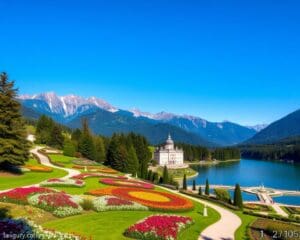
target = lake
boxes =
[187,159,300,205]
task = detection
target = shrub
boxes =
[80,198,94,210]
[214,188,231,203]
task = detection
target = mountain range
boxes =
[19,92,268,146]
[245,109,300,144]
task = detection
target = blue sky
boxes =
[1,0,299,125]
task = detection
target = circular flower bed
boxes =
[28,192,82,217]
[125,214,194,240]
[110,188,194,212]
[92,195,148,212]
[0,187,55,204]
[72,173,127,180]
[40,178,85,188]
[100,178,154,189]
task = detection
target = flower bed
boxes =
[72,159,101,166]
[87,186,119,196]
[110,188,194,212]
[100,178,154,189]
[0,218,81,240]
[72,173,127,180]
[0,187,54,204]
[40,178,85,188]
[92,195,148,212]
[72,165,118,174]
[125,214,194,240]
[23,165,53,172]
[28,192,82,217]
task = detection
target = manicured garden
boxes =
[0,159,221,239]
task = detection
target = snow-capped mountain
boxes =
[246,124,268,132]
[19,92,118,118]
[19,92,264,146]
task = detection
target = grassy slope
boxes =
[42,176,220,240]
[48,154,77,168]
[43,202,220,240]
[234,211,257,240]
[0,158,67,190]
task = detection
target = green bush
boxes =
[214,188,231,203]
[80,199,94,211]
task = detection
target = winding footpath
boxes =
[155,186,242,240]
[31,146,80,179]
[0,146,80,194]
[1,146,242,239]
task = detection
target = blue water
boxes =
[188,159,300,205]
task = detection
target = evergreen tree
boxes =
[192,180,196,191]
[125,145,139,176]
[93,136,106,163]
[205,179,210,195]
[78,119,95,160]
[152,172,159,183]
[233,183,243,209]
[159,176,163,184]
[63,138,76,157]
[147,170,153,180]
[162,165,169,184]
[49,125,64,149]
[106,134,126,171]
[0,72,29,166]
[71,128,82,142]
[36,115,54,144]
[182,174,187,190]
[198,186,202,195]
[129,133,151,179]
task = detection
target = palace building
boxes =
[154,134,184,167]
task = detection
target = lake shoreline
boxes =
[187,159,241,166]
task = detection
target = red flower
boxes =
[0,187,54,204]
[37,192,79,208]
[126,215,193,239]
[106,197,133,206]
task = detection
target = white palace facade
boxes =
[154,134,184,167]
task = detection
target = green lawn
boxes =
[234,211,257,240]
[156,166,198,179]
[43,177,220,240]
[0,158,67,190]
[49,177,108,195]
[43,201,220,240]
[48,154,77,168]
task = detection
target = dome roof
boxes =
[166,134,174,145]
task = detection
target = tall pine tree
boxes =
[93,136,106,163]
[182,174,187,190]
[233,183,243,209]
[205,179,210,195]
[162,165,169,184]
[78,119,95,160]
[0,72,29,166]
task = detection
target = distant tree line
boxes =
[173,143,240,162]
[212,147,241,161]
[241,144,300,163]
[175,143,210,161]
